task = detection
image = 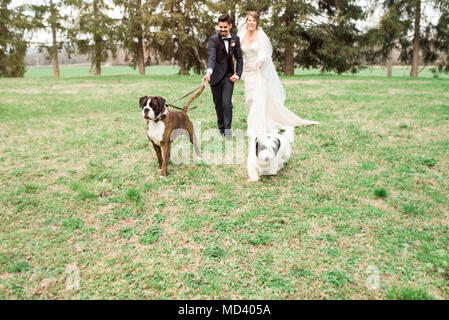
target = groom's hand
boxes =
[203,73,210,83]
[230,73,239,83]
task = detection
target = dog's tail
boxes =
[183,80,206,113]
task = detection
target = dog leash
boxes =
[165,81,208,111]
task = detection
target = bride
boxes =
[238,12,319,139]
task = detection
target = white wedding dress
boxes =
[239,28,319,138]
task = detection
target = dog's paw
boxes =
[159,175,167,179]
[248,177,259,182]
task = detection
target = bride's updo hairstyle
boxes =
[246,11,260,29]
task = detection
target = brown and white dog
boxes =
[139,86,203,177]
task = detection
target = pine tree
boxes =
[0,1,31,77]
[433,0,449,73]
[283,0,367,74]
[410,0,421,77]
[364,2,407,76]
[240,1,367,75]
[32,0,69,77]
[371,0,445,77]
[207,0,243,34]
[114,0,153,75]
[67,0,119,76]
[145,0,215,75]
[265,0,311,76]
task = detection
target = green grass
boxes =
[387,286,435,300]
[24,64,449,79]
[1,65,448,299]
[295,66,449,78]
[24,65,182,78]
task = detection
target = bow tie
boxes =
[222,37,231,41]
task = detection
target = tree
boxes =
[266,0,311,76]
[0,1,30,77]
[114,0,151,75]
[67,0,119,76]
[364,2,407,76]
[370,0,445,77]
[410,0,421,77]
[32,0,69,77]
[207,0,243,34]
[433,0,449,73]
[145,0,215,75]
[294,0,367,74]
[239,1,368,75]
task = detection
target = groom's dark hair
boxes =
[218,13,232,25]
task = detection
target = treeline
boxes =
[1,0,448,78]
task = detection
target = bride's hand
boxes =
[256,61,262,69]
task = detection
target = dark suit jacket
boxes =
[207,32,243,86]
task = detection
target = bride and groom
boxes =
[203,12,318,142]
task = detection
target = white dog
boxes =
[247,129,294,182]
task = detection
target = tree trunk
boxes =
[137,0,145,75]
[179,62,187,75]
[50,0,59,77]
[93,0,101,76]
[95,60,101,76]
[386,49,393,77]
[137,33,145,75]
[410,0,421,77]
[51,24,60,77]
[177,50,188,75]
[231,6,237,34]
[284,41,294,76]
[94,39,102,76]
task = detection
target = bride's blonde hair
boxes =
[245,11,260,29]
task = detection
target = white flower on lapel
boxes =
[230,40,236,47]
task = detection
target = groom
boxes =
[203,13,243,141]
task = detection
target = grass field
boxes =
[24,64,449,79]
[1,65,448,299]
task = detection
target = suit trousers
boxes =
[210,73,234,136]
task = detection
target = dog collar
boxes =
[154,108,168,122]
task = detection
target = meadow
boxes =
[0,65,448,299]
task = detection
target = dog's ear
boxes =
[272,138,281,155]
[139,96,148,109]
[255,137,260,157]
[156,97,166,109]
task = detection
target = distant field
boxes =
[24,64,449,79]
[24,65,181,78]
[1,66,448,299]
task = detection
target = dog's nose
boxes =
[143,107,150,113]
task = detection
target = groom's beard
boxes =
[220,30,230,37]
